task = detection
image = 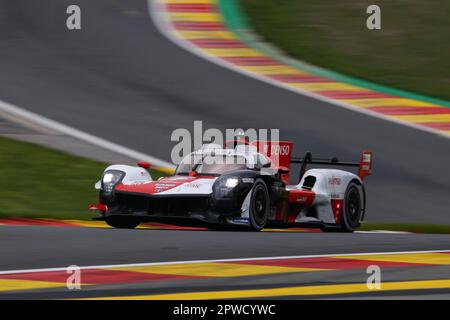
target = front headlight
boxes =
[225,177,239,188]
[101,170,125,194]
[214,176,240,198]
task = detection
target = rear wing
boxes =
[292,150,372,182]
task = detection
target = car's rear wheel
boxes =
[342,182,363,231]
[321,181,363,233]
[105,216,140,229]
[249,180,269,231]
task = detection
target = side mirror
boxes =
[137,161,152,169]
[277,166,290,175]
[188,170,198,177]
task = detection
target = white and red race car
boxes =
[90,140,372,232]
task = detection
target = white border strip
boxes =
[0,99,174,168]
[1,249,449,275]
[148,0,449,140]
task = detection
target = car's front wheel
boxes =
[249,180,270,231]
[105,216,140,229]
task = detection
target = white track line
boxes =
[1,249,449,275]
[0,99,174,169]
[148,0,449,140]
[356,230,410,234]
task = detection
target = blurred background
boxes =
[240,0,450,100]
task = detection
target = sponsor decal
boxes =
[154,182,178,192]
[270,144,290,156]
[242,177,254,183]
[230,217,250,225]
[167,176,191,181]
[328,177,341,185]
[155,183,177,188]
[132,181,152,185]
[139,172,150,178]
[185,183,201,189]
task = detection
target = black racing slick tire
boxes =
[322,181,364,233]
[341,181,364,232]
[249,180,270,231]
[105,217,140,229]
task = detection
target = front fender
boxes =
[95,164,153,190]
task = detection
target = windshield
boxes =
[176,154,247,175]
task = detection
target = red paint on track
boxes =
[172,21,225,31]
[0,269,202,285]
[419,122,450,130]
[0,218,77,227]
[317,90,393,99]
[228,257,431,270]
[222,57,281,66]
[190,39,246,48]
[368,106,450,115]
[269,74,332,83]
[166,3,216,13]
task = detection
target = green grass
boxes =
[239,0,450,101]
[0,136,164,220]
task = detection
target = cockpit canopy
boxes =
[175,145,271,176]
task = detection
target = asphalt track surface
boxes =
[1,0,450,299]
[1,225,450,271]
[0,225,450,299]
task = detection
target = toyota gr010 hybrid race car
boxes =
[89,140,372,232]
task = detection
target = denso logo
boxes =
[328,177,341,185]
[270,144,290,156]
